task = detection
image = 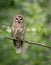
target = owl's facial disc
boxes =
[15,17,23,24]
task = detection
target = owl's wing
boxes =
[11,25,18,39]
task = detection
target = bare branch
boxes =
[5,37,51,49]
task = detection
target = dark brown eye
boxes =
[16,18,18,20]
[20,18,23,20]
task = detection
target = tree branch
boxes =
[5,37,51,49]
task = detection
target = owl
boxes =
[11,15,25,54]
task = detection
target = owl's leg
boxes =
[21,41,23,46]
[13,40,16,47]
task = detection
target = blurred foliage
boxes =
[0,0,51,65]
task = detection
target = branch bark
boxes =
[5,37,51,49]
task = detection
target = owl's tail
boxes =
[15,47,21,54]
[13,40,23,54]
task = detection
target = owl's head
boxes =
[14,15,24,24]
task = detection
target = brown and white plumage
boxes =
[11,15,25,54]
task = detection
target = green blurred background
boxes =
[0,0,51,65]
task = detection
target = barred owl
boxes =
[11,15,25,54]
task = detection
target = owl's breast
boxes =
[12,23,25,39]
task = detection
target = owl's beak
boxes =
[15,47,21,54]
[18,21,20,23]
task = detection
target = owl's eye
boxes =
[16,18,18,20]
[20,18,23,20]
